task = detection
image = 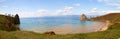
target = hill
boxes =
[0,14,20,31]
[91,13,120,23]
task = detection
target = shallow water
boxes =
[20,16,105,34]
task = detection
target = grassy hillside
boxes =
[0,13,120,39]
[0,23,120,39]
[91,13,120,23]
[0,14,19,31]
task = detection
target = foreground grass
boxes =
[0,23,120,39]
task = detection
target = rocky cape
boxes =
[0,14,20,31]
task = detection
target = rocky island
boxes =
[80,14,87,21]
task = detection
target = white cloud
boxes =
[104,10,120,13]
[0,3,81,18]
[2,6,74,18]
[37,9,50,16]
[80,7,107,15]
[55,6,74,15]
[88,7,120,15]
[97,0,120,8]
[13,12,36,18]
[91,8,98,13]
[35,6,74,17]
[0,12,6,15]
[97,10,120,15]
[22,9,53,17]
[37,9,49,13]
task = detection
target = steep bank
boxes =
[0,14,20,31]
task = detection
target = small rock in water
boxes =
[44,31,55,35]
[80,14,87,21]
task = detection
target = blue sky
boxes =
[0,0,120,18]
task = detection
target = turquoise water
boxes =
[20,15,105,34]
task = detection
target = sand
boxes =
[99,21,110,31]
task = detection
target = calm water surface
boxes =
[20,16,105,34]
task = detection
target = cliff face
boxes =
[80,14,87,21]
[0,14,20,31]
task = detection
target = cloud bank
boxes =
[97,0,120,8]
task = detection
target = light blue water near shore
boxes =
[20,15,105,34]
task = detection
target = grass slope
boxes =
[0,23,120,39]
[91,13,120,23]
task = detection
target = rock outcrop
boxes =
[0,14,20,31]
[14,14,20,24]
[80,14,87,21]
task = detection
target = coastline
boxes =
[99,21,111,31]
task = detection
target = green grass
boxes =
[83,23,120,39]
[0,23,120,39]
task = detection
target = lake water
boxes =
[20,15,105,34]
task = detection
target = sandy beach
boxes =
[99,21,110,31]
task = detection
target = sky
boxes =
[0,0,120,18]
